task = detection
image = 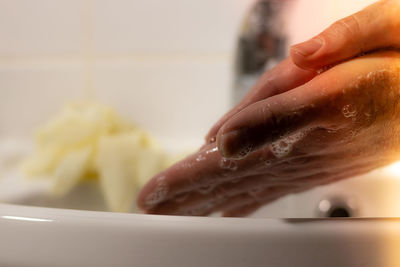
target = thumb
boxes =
[290,0,400,70]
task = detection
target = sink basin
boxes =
[1,203,400,267]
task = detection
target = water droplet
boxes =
[270,140,292,158]
[270,130,310,158]
[342,104,357,118]
[196,154,206,162]
[178,160,194,169]
[237,145,253,158]
[145,176,169,208]
[209,136,216,143]
[219,158,238,171]
[205,146,218,155]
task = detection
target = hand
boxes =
[205,0,400,146]
[203,58,316,145]
[138,51,400,217]
[290,0,400,70]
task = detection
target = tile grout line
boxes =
[83,0,95,97]
[0,55,232,69]
[0,52,232,62]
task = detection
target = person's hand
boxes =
[205,0,400,146]
[138,51,400,217]
[203,58,317,146]
[290,0,400,71]
[206,0,400,147]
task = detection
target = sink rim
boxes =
[2,203,400,267]
[2,203,400,224]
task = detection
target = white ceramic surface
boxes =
[1,203,400,267]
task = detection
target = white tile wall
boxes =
[92,0,249,56]
[0,0,84,57]
[0,62,85,137]
[0,0,250,57]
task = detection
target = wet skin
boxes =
[137,51,400,217]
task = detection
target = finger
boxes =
[146,172,298,216]
[216,80,332,159]
[141,143,332,215]
[137,144,222,211]
[204,58,316,144]
[137,143,276,211]
[290,0,400,70]
[150,165,327,217]
[217,51,394,158]
[146,159,366,217]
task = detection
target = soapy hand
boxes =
[138,51,400,217]
[138,0,400,217]
[205,0,400,145]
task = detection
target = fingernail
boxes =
[219,129,252,159]
[219,130,239,157]
[292,37,323,57]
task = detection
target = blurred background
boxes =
[0,0,248,152]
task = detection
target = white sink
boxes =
[1,203,400,267]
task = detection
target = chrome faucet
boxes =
[233,0,294,105]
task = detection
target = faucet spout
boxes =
[233,0,293,105]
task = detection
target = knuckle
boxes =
[261,77,279,96]
[328,14,363,49]
[329,18,351,37]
